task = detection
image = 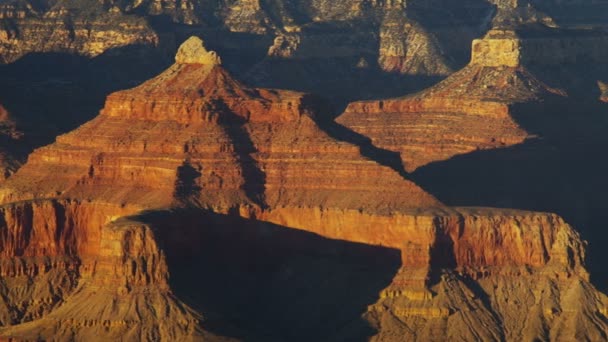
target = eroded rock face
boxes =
[0,36,440,212]
[0,0,158,63]
[337,27,578,171]
[0,213,211,341]
[0,36,606,341]
[175,36,221,65]
[0,104,26,182]
[0,199,136,327]
[471,28,608,67]
[337,68,535,171]
[378,10,454,76]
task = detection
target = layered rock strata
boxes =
[378,9,454,76]
[0,216,213,341]
[0,199,139,326]
[0,36,606,341]
[0,0,158,63]
[0,36,440,339]
[337,27,575,171]
[0,37,440,211]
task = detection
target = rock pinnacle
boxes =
[175,36,222,65]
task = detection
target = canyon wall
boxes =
[0,2,158,63]
[0,36,606,341]
[0,212,210,341]
[337,27,578,171]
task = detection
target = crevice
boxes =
[315,112,411,181]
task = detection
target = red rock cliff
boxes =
[338,34,567,171]
[0,36,605,341]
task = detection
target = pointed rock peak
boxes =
[175,36,222,65]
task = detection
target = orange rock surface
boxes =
[0,36,606,341]
[338,35,567,171]
[0,37,439,212]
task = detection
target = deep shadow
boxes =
[133,208,401,341]
[298,95,411,181]
[412,96,608,291]
[0,43,172,150]
[315,109,410,180]
[407,0,496,68]
[244,56,445,110]
[429,217,458,270]
[211,99,267,207]
[174,160,203,203]
[526,0,608,27]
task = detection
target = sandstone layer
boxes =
[0,36,439,212]
[337,26,578,171]
[0,37,441,339]
[0,36,606,341]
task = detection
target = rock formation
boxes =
[337,23,594,171]
[2,0,608,105]
[0,104,26,181]
[378,9,454,76]
[0,36,439,339]
[0,36,606,341]
[0,35,439,210]
[175,36,221,65]
[243,1,491,101]
[0,0,158,63]
[599,81,608,102]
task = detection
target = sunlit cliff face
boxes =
[1,0,608,339]
[0,34,606,341]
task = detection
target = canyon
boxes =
[0,1,607,341]
[0,34,606,341]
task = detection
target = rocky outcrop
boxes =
[0,36,440,212]
[471,28,608,67]
[268,205,606,341]
[0,214,216,341]
[337,27,576,171]
[337,68,536,171]
[0,199,137,327]
[368,269,608,341]
[0,0,158,63]
[174,36,221,65]
[0,36,606,341]
[378,10,454,76]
